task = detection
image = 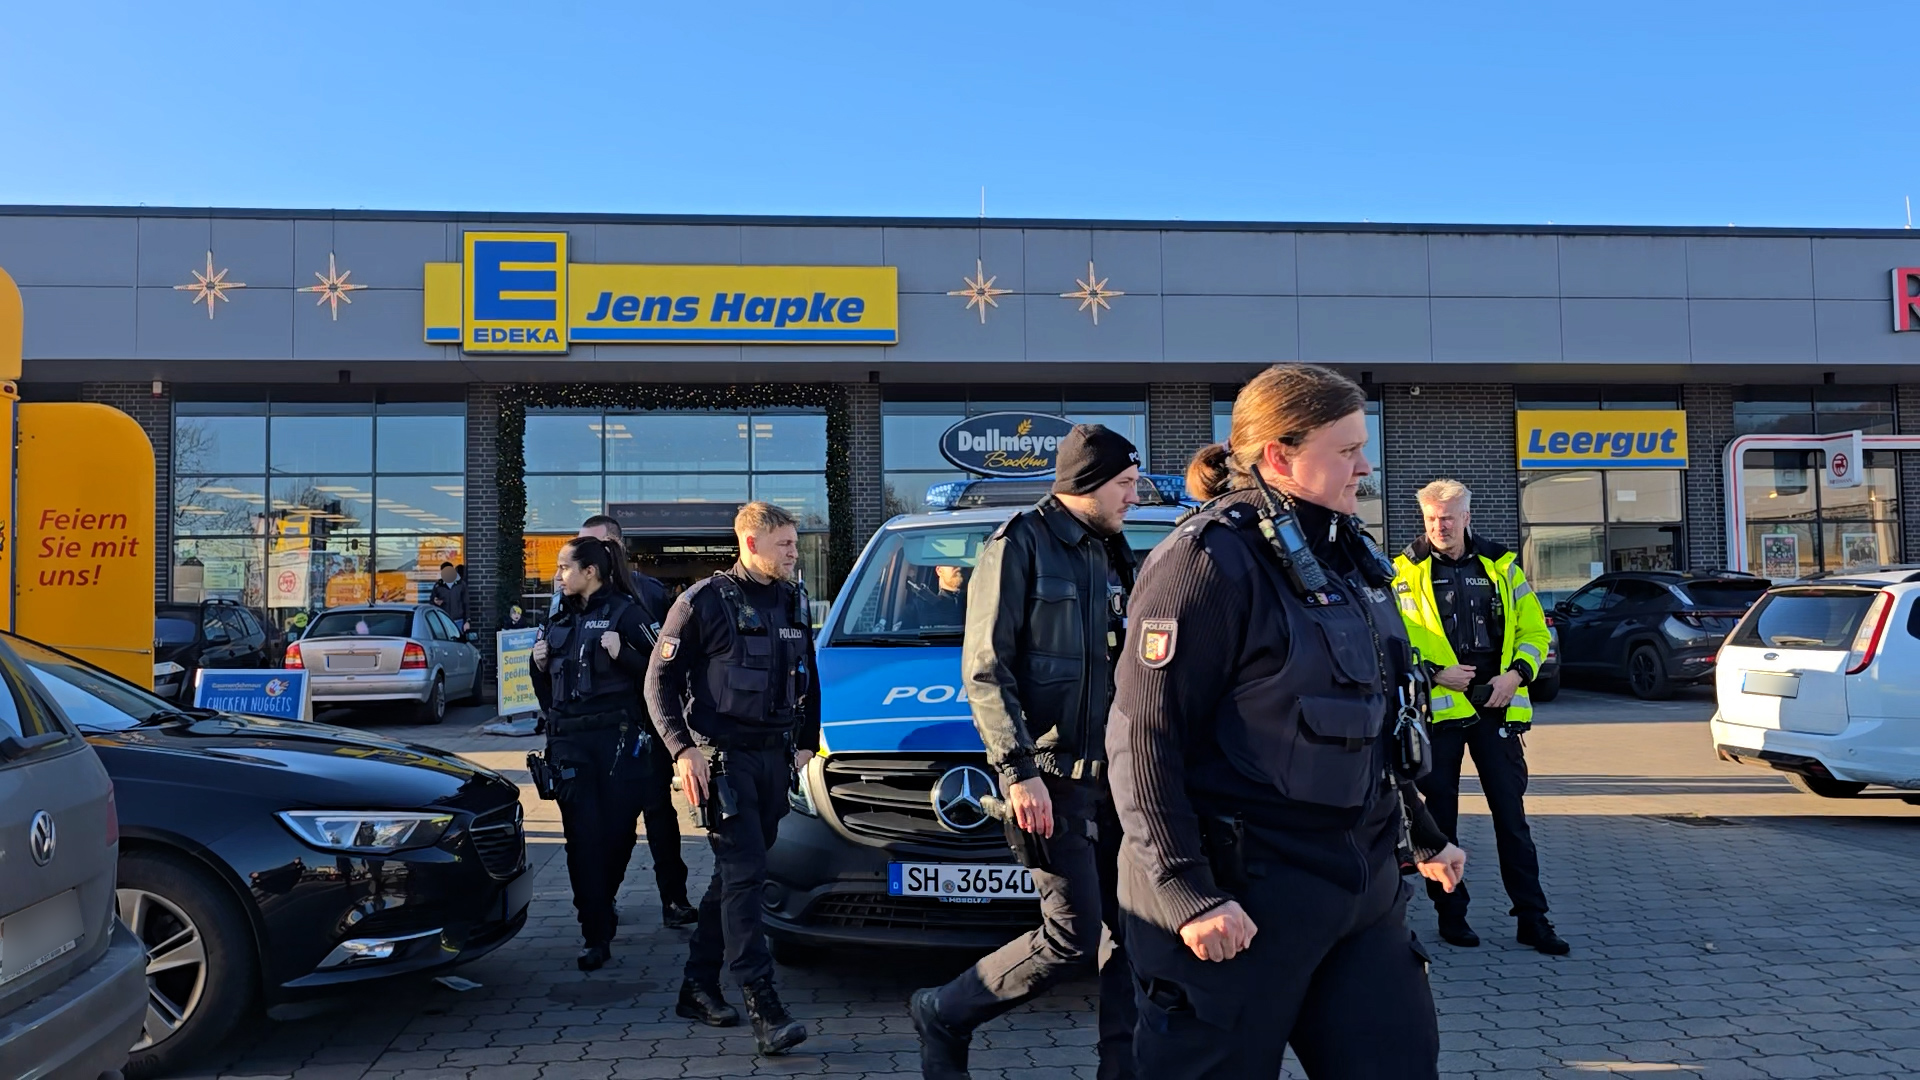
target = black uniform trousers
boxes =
[1416,713,1549,920]
[685,742,789,988]
[640,733,690,908]
[1124,825,1439,1079]
[550,722,657,946]
[933,775,1136,1080]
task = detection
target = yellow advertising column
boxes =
[0,268,22,633]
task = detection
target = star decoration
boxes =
[301,253,367,320]
[1060,260,1123,325]
[947,258,1013,324]
[174,251,246,318]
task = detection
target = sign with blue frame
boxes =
[194,669,310,722]
[938,412,1077,477]
[496,628,541,717]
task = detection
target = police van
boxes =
[765,475,1190,954]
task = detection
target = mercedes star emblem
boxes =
[28,810,55,867]
[931,765,997,832]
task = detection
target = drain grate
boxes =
[1646,813,1743,828]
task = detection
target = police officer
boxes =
[1108,364,1468,1079]
[1394,480,1568,955]
[644,501,817,1057]
[557,514,696,929]
[530,536,661,971]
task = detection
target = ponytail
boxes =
[1184,442,1234,502]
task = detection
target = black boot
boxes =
[1518,916,1571,955]
[1437,914,1480,948]
[743,976,808,1055]
[676,979,741,1026]
[576,941,612,971]
[909,987,970,1079]
[662,899,699,929]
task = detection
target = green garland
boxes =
[493,383,855,624]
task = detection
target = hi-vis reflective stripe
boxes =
[1517,643,1544,665]
[1431,691,1458,713]
[1512,579,1535,601]
[1512,692,1532,710]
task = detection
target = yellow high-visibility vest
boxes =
[1392,544,1550,725]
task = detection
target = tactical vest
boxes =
[546,590,640,710]
[699,572,811,730]
[1201,502,1413,810]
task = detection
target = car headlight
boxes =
[275,810,454,854]
[154,661,185,677]
[788,759,819,817]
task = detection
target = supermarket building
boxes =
[3,205,1919,643]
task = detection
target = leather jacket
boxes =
[964,495,1136,785]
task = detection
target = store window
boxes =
[1733,386,1895,437]
[1740,448,1901,579]
[882,387,1148,517]
[523,408,831,607]
[172,397,465,636]
[1518,470,1685,605]
[1209,391,1386,532]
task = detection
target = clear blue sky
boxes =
[1,2,1909,228]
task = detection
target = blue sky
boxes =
[0,2,1909,227]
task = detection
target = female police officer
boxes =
[1109,364,1467,1078]
[531,536,660,971]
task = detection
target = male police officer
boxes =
[1393,479,1569,955]
[645,501,818,1056]
[911,424,1141,1080]
[555,514,697,929]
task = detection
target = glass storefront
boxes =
[172,396,466,634]
[1210,393,1385,532]
[1734,387,1902,578]
[881,387,1148,517]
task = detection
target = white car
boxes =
[1711,568,1920,798]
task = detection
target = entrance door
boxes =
[628,536,738,598]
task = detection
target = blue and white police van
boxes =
[765,474,1191,953]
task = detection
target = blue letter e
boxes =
[473,240,557,321]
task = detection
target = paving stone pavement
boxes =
[175,697,1920,1079]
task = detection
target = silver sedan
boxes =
[284,604,482,723]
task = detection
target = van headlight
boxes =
[276,810,453,854]
[788,760,820,817]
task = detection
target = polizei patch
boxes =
[658,636,680,661]
[1139,619,1177,668]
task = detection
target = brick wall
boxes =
[845,382,882,551]
[1683,384,1734,571]
[1381,384,1516,554]
[79,382,171,602]
[465,385,500,674]
[1147,383,1213,475]
[1901,385,1920,565]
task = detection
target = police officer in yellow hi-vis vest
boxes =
[1393,479,1569,956]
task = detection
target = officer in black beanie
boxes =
[912,424,1143,1080]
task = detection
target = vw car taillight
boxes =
[1847,592,1894,675]
[402,642,428,670]
[283,642,304,669]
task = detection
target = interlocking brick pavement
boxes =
[178,693,1920,1079]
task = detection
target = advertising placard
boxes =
[1516,410,1688,469]
[1760,533,1801,580]
[194,669,310,722]
[496,628,541,717]
[268,549,310,609]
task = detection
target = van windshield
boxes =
[1727,589,1880,650]
[834,520,1173,643]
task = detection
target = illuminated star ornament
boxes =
[301,253,367,320]
[947,259,1013,324]
[1061,261,1123,325]
[174,251,246,318]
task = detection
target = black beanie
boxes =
[1051,424,1140,495]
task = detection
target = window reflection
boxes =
[270,413,373,474]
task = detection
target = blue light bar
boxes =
[924,473,1193,511]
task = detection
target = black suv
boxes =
[153,600,275,701]
[1552,571,1772,699]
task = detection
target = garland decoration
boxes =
[493,383,855,624]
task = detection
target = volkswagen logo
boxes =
[28,810,55,867]
[931,766,996,832]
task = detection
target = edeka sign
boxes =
[423,231,899,353]
[1516,410,1689,469]
[940,412,1077,477]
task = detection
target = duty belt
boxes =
[547,709,631,735]
[707,729,793,751]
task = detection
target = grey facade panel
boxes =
[1429,297,1561,364]
[884,227,1025,294]
[136,286,294,359]
[1162,295,1298,362]
[1560,298,1692,364]
[136,216,216,287]
[205,218,297,289]
[1427,234,1559,297]
[1557,234,1689,298]
[1087,230,1163,295]
[294,219,453,289]
[1022,229,1095,301]
[293,290,441,360]
[1685,236,1813,299]
[1688,299,1817,364]
[1298,296,1429,364]
[1813,300,1920,363]
[1296,232,1429,297]
[593,224,742,265]
[740,225,884,267]
[1024,290,1161,363]
[0,216,137,286]
[1159,231,1295,295]
[18,286,135,359]
[887,292,1027,361]
[1811,237,1920,301]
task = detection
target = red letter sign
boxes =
[1895,268,1920,331]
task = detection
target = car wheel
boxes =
[119,850,258,1080]
[1626,645,1673,700]
[1786,773,1868,799]
[1531,674,1561,703]
[416,674,447,724]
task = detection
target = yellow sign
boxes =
[1516,410,1689,469]
[424,231,899,352]
[495,628,541,716]
[15,403,157,685]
